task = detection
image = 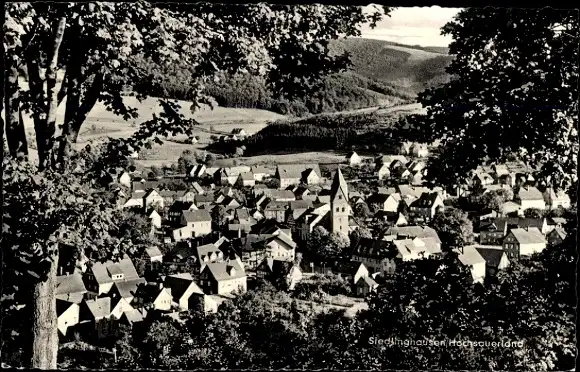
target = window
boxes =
[338,195,342,200]
[336,207,339,212]
[342,207,345,212]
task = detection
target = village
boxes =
[54,136,572,346]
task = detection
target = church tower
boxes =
[330,168,350,234]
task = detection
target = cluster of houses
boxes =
[54,141,571,343]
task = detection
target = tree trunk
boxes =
[30,251,59,369]
[4,52,28,158]
[42,16,67,170]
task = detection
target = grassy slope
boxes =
[329,38,453,96]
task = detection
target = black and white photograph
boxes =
[1,3,577,370]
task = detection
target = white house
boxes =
[503,227,547,259]
[543,188,571,210]
[346,151,362,166]
[515,186,546,210]
[454,246,486,283]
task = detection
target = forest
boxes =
[133,57,415,116]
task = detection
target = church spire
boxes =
[330,168,348,201]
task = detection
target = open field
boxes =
[20,95,286,166]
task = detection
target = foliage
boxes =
[523,208,544,219]
[353,202,372,219]
[429,207,474,251]
[417,8,578,192]
[305,226,349,261]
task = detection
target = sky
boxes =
[359,6,462,47]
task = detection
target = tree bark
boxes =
[4,52,28,158]
[26,48,48,162]
[42,16,67,170]
[30,251,59,369]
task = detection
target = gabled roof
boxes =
[145,246,163,259]
[517,186,543,200]
[56,273,87,295]
[262,189,296,200]
[352,238,393,259]
[203,259,246,281]
[194,193,214,204]
[238,172,255,181]
[385,226,441,245]
[113,278,146,299]
[356,275,378,288]
[410,192,441,209]
[56,299,78,317]
[84,298,111,319]
[196,244,224,263]
[164,273,204,300]
[509,228,546,244]
[122,308,146,323]
[480,217,544,232]
[267,231,297,249]
[182,210,212,223]
[335,261,366,276]
[169,201,196,213]
[250,165,270,174]
[549,227,567,240]
[277,164,321,179]
[91,257,140,284]
[475,246,507,268]
[454,246,486,266]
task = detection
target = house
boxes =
[476,246,510,277]
[492,164,510,178]
[231,128,247,136]
[146,208,162,229]
[84,257,140,295]
[479,217,547,245]
[346,151,362,166]
[168,201,198,224]
[409,192,444,222]
[503,227,547,259]
[250,166,270,181]
[376,164,391,181]
[133,284,173,312]
[264,231,296,261]
[173,210,212,241]
[515,186,546,210]
[187,164,207,179]
[547,227,567,246]
[473,171,495,187]
[351,238,397,274]
[384,226,441,243]
[80,297,112,323]
[354,275,379,297]
[163,273,205,311]
[143,189,164,210]
[233,235,268,270]
[110,296,135,319]
[369,193,401,213]
[236,172,256,187]
[275,164,321,188]
[119,308,147,327]
[56,273,88,303]
[109,278,147,304]
[543,188,571,209]
[122,192,145,209]
[118,171,132,188]
[159,190,178,205]
[57,300,80,336]
[303,168,322,185]
[391,237,442,261]
[196,244,226,266]
[500,201,524,217]
[256,258,303,290]
[194,193,214,208]
[263,201,288,222]
[199,258,247,295]
[334,262,370,285]
[454,246,486,283]
[261,189,296,202]
[410,143,428,158]
[143,246,163,269]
